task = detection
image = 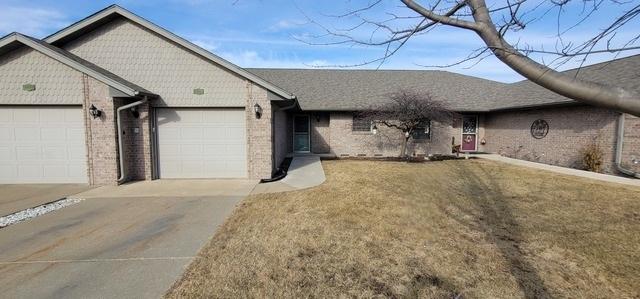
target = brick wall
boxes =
[82,75,119,185]
[311,112,331,154]
[246,83,273,179]
[483,106,620,173]
[620,114,640,173]
[328,112,453,157]
[273,105,288,169]
[120,100,153,181]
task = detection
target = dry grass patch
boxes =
[167,160,640,298]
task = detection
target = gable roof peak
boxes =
[0,32,155,98]
[44,4,295,100]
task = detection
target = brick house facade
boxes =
[0,5,638,185]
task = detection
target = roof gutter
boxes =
[615,113,640,179]
[117,96,148,183]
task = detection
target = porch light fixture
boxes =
[89,104,102,119]
[405,131,410,138]
[130,106,140,118]
[372,124,378,135]
[253,103,262,119]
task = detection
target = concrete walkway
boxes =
[252,156,326,194]
[474,154,640,187]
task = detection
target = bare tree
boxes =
[299,0,640,117]
[358,90,455,158]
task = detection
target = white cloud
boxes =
[216,50,313,68]
[191,39,218,51]
[0,6,68,37]
[266,19,302,32]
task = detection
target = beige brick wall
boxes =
[483,106,620,173]
[120,101,153,181]
[328,112,453,157]
[82,75,119,185]
[273,106,289,169]
[620,114,640,173]
[311,112,331,154]
[246,83,273,179]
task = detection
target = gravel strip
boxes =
[0,198,84,228]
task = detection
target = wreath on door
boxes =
[464,135,473,143]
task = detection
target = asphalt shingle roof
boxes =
[248,54,640,112]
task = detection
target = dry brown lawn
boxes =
[167,159,640,298]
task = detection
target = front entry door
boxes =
[461,115,478,152]
[293,115,310,153]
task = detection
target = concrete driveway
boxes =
[0,179,257,299]
[0,184,93,216]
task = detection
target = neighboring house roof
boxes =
[44,4,295,100]
[498,54,640,111]
[249,54,640,112]
[0,32,156,98]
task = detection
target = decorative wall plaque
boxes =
[531,119,549,139]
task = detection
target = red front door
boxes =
[461,116,478,152]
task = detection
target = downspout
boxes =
[117,96,148,183]
[615,113,640,178]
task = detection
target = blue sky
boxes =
[1,0,638,83]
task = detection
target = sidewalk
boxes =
[473,154,640,187]
[252,156,326,194]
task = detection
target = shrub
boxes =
[582,141,604,173]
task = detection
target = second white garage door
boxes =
[156,108,247,178]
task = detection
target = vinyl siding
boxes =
[0,46,84,105]
[62,17,248,107]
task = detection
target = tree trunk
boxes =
[400,136,409,158]
[467,0,640,117]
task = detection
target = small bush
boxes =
[582,141,604,173]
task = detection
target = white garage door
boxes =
[156,108,247,178]
[0,106,87,183]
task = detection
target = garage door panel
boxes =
[67,128,85,140]
[0,127,12,139]
[41,127,67,140]
[157,108,247,178]
[15,127,39,140]
[13,109,39,122]
[181,127,203,139]
[0,164,17,178]
[0,106,87,183]
[43,146,66,160]
[0,109,11,122]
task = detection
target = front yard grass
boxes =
[167,159,640,298]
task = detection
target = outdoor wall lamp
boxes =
[130,106,140,118]
[253,103,262,119]
[480,138,486,145]
[405,131,410,138]
[372,124,378,135]
[89,104,102,119]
